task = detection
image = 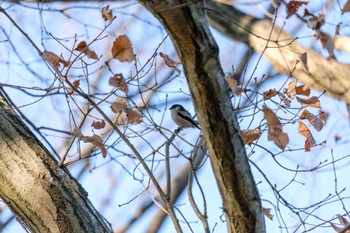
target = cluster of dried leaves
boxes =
[234,78,326,152]
[40,4,183,159]
[285,0,350,59]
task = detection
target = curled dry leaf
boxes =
[101,5,113,24]
[159,52,181,74]
[110,97,127,113]
[284,80,297,98]
[67,79,80,96]
[109,73,128,93]
[263,89,277,100]
[75,41,98,60]
[72,128,107,157]
[320,34,335,59]
[296,96,321,108]
[125,108,143,124]
[41,50,70,69]
[298,122,316,151]
[263,208,273,221]
[330,222,343,233]
[295,85,310,96]
[226,73,237,93]
[91,120,106,130]
[300,109,323,131]
[286,0,308,18]
[241,129,261,146]
[262,106,289,150]
[343,0,350,14]
[300,52,311,76]
[111,35,134,62]
[337,214,349,226]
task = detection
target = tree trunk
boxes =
[139,1,265,232]
[0,93,112,233]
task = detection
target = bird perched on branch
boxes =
[169,104,200,130]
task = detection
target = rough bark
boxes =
[140,1,264,233]
[0,93,112,233]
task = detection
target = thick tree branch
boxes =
[0,92,112,233]
[139,1,265,232]
[206,1,350,104]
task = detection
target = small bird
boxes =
[169,104,200,129]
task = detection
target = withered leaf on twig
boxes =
[111,35,135,62]
[159,52,181,74]
[262,106,289,150]
[101,5,113,24]
[109,73,128,93]
[75,41,98,60]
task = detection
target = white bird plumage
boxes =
[169,104,200,129]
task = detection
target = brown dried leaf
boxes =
[263,106,282,131]
[263,89,277,100]
[111,35,134,62]
[159,52,181,74]
[124,108,143,124]
[343,0,350,14]
[296,96,321,108]
[267,131,289,151]
[109,73,128,93]
[263,208,273,221]
[226,73,237,93]
[319,111,329,123]
[286,0,308,18]
[263,106,289,150]
[337,214,349,226]
[300,52,312,76]
[320,35,335,58]
[101,5,113,24]
[91,120,106,130]
[298,122,316,151]
[284,80,297,98]
[81,134,107,158]
[331,222,343,232]
[41,50,70,69]
[300,109,323,131]
[241,129,261,146]
[72,128,107,157]
[110,98,127,113]
[295,85,310,96]
[298,122,312,138]
[75,41,98,60]
[67,79,80,96]
[304,139,312,152]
